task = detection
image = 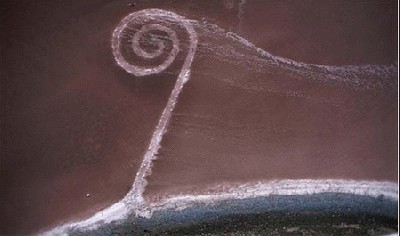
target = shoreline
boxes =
[44,179,398,235]
[64,191,398,235]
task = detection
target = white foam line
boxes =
[212,22,397,72]
[148,179,398,212]
[196,20,396,90]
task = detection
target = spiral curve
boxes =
[112,9,196,77]
[112,9,198,203]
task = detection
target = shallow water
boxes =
[0,0,397,234]
[143,16,397,201]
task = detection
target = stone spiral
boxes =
[112,9,198,204]
[111,9,197,77]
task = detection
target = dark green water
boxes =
[70,193,398,235]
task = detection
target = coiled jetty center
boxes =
[112,9,197,77]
